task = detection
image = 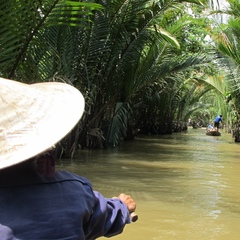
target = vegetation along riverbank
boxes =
[1,0,240,157]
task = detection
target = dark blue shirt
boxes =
[214,116,222,123]
[0,171,130,239]
[0,224,19,240]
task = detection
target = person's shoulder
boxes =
[54,171,92,187]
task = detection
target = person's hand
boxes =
[112,193,138,222]
[117,193,136,213]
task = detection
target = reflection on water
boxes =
[57,128,240,240]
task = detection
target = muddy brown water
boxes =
[57,128,240,240]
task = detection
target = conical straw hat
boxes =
[0,77,85,169]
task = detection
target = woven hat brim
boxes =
[0,78,85,169]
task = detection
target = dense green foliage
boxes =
[1,0,240,154]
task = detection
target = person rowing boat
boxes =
[0,77,137,240]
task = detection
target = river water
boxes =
[57,128,240,240]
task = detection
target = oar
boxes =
[130,212,138,222]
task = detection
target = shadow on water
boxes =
[57,128,240,240]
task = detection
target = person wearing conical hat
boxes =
[0,77,137,240]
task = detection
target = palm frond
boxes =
[0,0,102,80]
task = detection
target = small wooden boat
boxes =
[206,130,221,136]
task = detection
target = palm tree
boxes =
[0,0,103,156]
[0,0,103,80]
[64,0,215,147]
[211,0,240,138]
[1,0,224,153]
